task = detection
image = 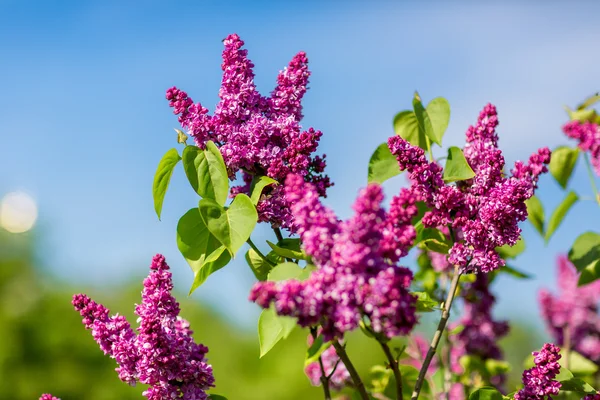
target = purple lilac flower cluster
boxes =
[250,174,419,340]
[304,334,350,390]
[514,343,562,400]
[539,255,600,363]
[563,120,600,176]
[166,34,332,231]
[388,104,551,273]
[39,395,60,400]
[449,274,509,386]
[72,255,214,400]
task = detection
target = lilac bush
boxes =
[42,35,600,400]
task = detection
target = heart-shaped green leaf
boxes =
[443,146,475,182]
[199,193,258,256]
[368,142,401,184]
[203,141,229,205]
[549,146,579,189]
[425,97,450,146]
[525,196,545,236]
[393,110,427,151]
[152,148,181,220]
[258,306,296,357]
[245,249,280,281]
[176,208,231,293]
[249,176,278,205]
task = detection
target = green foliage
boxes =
[182,144,229,205]
[413,291,439,312]
[545,191,578,242]
[304,334,331,366]
[250,176,278,205]
[245,248,279,281]
[367,142,401,184]
[496,237,525,259]
[468,387,503,400]
[557,369,597,395]
[177,208,231,292]
[569,231,600,285]
[393,93,450,150]
[199,194,258,256]
[267,239,307,261]
[525,196,545,236]
[443,146,475,182]
[258,306,296,358]
[152,148,181,219]
[549,146,579,189]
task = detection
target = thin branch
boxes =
[411,265,462,400]
[246,238,276,267]
[379,340,404,400]
[333,341,369,400]
[273,227,285,242]
[311,328,332,400]
[584,152,600,206]
[563,325,571,370]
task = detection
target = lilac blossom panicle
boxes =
[539,255,600,363]
[72,254,214,400]
[514,343,562,400]
[304,333,350,390]
[166,33,332,231]
[563,120,600,176]
[388,103,550,273]
[39,395,60,400]
[250,174,419,340]
[449,274,509,387]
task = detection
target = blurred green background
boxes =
[0,229,545,399]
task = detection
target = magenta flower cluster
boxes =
[166,34,331,230]
[250,174,419,340]
[388,104,551,273]
[72,255,214,400]
[304,334,350,390]
[449,274,509,386]
[514,343,562,400]
[539,255,600,363]
[39,395,60,400]
[563,120,600,176]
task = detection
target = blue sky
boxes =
[1,1,600,331]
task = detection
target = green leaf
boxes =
[525,196,545,236]
[545,191,578,242]
[367,142,401,184]
[564,351,599,376]
[258,306,296,357]
[267,262,304,282]
[413,291,438,312]
[412,92,438,148]
[369,365,393,393]
[198,194,258,256]
[577,93,600,110]
[175,128,188,144]
[393,110,427,150]
[443,146,475,182]
[305,334,332,366]
[568,231,600,272]
[425,97,450,146]
[559,378,597,395]
[249,176,278,205]
[496,236,526,259]
[208,395,228,400]
[500,264,532,280]
[549,146,579,189]
[182,145,207,195]
[152,148,181,220]
[176,208,231,293]
[566,107,597,123]
[267,240,307,260]
[188,246,231,294]
[416,228,451,254]
[203,141,230,205]
[468,387,503,400]
[579,259,600,286]
[245,249,279,281]
[484,359,511,376]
